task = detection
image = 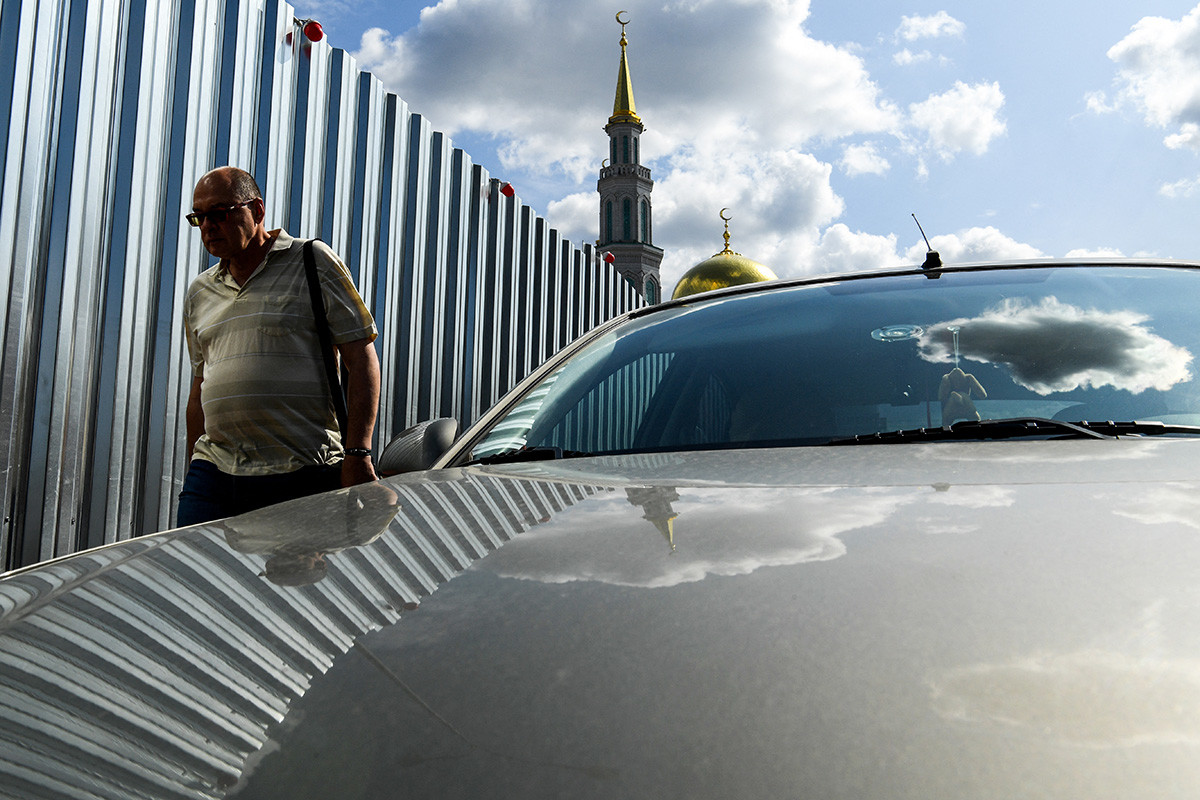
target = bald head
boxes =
[195,166,262,203]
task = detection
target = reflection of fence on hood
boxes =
[0,474,604,799]
[0,0,643,571]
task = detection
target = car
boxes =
[5,258,1200,799]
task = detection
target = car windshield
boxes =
[468,265,1200,460]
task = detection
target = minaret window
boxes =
[623,198,632,240]
[610,139,616,165]
[606,201,613,242]
[645,278,658,304]
[634,137,639,164]
[622,136,630,163]
[640,199,649,242]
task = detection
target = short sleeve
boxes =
[182,281,206,377]
[312,240,377,344]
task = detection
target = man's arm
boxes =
[186,375,204,461]
[337,337,381,486]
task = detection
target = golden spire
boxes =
[610,11,641,125]
[652,513,677,552]
[718,207,736,255]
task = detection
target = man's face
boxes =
[191,177,261,260]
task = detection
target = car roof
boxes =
[644,257,1200,313]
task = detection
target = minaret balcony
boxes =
[600,164,652,180]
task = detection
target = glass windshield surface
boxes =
[469,266,1200,459]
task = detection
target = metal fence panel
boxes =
[0,0,642,569]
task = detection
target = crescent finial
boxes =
[616,10,630,27]
[719,207,731,221]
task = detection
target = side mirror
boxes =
[376,418,459,476]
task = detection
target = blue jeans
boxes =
[177,459,342,527]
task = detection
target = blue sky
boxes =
[294,0,1200,291]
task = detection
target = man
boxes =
[178,166,381,526]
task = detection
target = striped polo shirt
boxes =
[183,230,377,475]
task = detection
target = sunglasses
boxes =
[186,199,256,227]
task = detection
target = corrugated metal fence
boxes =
[0,0,641,569]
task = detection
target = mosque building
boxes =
[598,14,776,304]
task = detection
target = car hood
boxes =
[5,440,1200,798]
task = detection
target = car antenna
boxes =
[912,213,942,274]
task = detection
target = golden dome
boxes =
[672,253,777,299]
[672,211,777,299]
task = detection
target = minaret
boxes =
[598,12,664,304]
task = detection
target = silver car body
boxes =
[4,261,1200,798]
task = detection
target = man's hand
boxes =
[186,375,205,461]
[341,454,377,487]
[336,338,381,487]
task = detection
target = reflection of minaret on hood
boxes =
[626,486,681,552]
[598,11,664,304]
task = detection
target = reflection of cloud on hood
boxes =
[915,485,1015,535]
[1114,484,1200,530]
[930,650,1200,748]
[920,438,1168,467]
[927,484,1014,509]
[487,487,916,589]
[920,522,978,535]
[918,297,1192,395]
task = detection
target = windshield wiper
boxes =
[473,446,594,465]
[1052,420,1200,437]
[823,417,1199,445]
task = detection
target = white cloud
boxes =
[839,142,890,176]
[893,48,932,66]
[1084,90,1116,114]
[353,0,899,173]
[1098,6,1200,146]
[1064,247,1126,258]
[908,81,1007,160]
[1160,175,1200,197]
[347,0,1032,293]
[902,226,1042,264]
[813,224,902,272]
[896,11,965,42]
[1165,122,1200,150]
[651,143,846,284]
[545,192,597,242]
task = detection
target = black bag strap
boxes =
[303,238,350,436]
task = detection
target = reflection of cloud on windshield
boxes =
[918,297,1192,394]
[930,650,1200,748]
[487,487,917,589]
